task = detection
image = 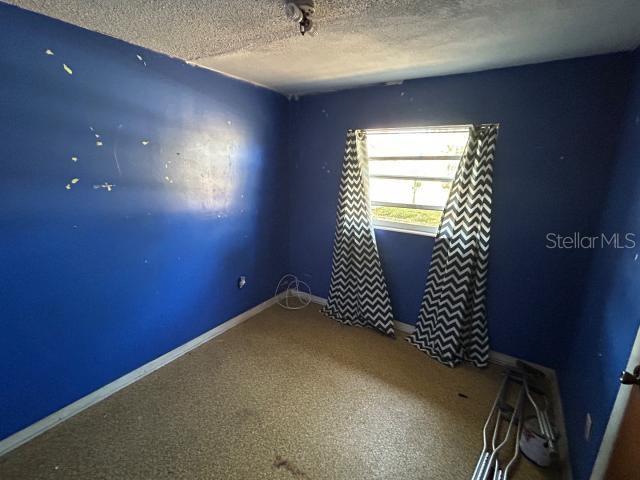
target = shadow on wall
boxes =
[558,47,640,480]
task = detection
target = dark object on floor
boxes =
[459,393,469,399]
[273,455,306,478]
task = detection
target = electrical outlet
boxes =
[238,276,246,289]
[584,413,592,441]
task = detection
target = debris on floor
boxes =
[273,455,307,478]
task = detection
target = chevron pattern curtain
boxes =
[322,130,395,337]
[408,124,499,367]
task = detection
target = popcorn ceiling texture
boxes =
[0,307,560,480]
[7,0,640,93]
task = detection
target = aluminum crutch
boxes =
[486,386,524,480]
[471,374,509,480]
[523,380,557,455]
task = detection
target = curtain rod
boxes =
[364,123,500,134]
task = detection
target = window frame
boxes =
[366,126,470,236]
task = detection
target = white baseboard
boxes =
[307,294,416,335]
[307,294,572,479]
[0,294,284,458]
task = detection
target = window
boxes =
[366,126,470,235]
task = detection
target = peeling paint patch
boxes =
[95,134,100,139]
[65,184,71,190]
[63,64,73,75]
[45,49,54,56]
[141,140,150,146]
[93,182,115,191]
[96,141,103,147]
[71,178,79,184]
[71,156,78,162]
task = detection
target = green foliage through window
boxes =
[371,206,443,228]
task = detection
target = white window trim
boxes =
[366,126,468,237]
[373,220,437,237]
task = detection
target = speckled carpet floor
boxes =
[0,305,562,480]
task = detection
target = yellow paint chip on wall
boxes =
[65,184,71,190]
[96,141,103,146]
[71,178,79,184]
[63,64,73,75]
[45,49,54,56]
[71,156,78,162]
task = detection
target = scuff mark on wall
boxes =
[113,124,123,176]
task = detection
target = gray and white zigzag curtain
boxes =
[408,124,499,367]
[322,130,395,337]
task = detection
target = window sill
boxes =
[373,224,436,238]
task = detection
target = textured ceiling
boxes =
[7,0,640,94]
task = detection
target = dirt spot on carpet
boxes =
[273,455,307,478]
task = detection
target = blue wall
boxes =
[558,48,640,480]
[288,55,632,370]
[0,4,289,440]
